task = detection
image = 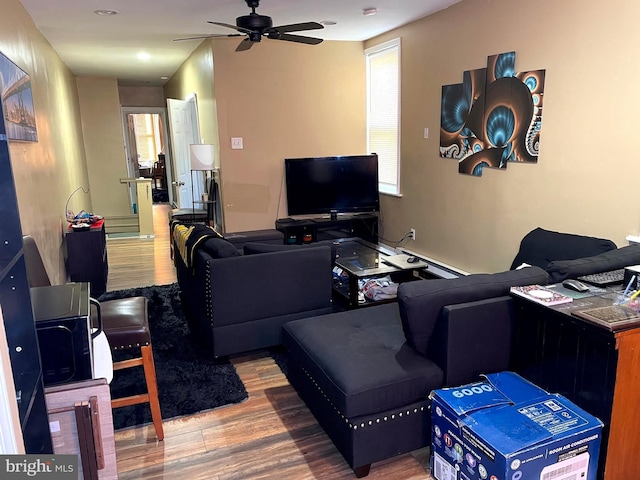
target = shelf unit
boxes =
[0,118,52,453]
[275,214,379,245]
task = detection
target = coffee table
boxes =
[333,238,426,307]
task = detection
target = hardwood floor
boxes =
[107,205,434,479]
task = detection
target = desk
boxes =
[510,290,640,479]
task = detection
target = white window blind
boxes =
[366,38,400,195]
[132,114,161,166]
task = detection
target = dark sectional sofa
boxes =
[172,223,640,477]
[282,228,640,477]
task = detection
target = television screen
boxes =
[285,154,379,218]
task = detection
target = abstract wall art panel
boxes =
[440,51,544,177]
[0,52,38,142]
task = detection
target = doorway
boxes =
[122,107,173,210]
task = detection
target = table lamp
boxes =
[189,144,215,171]
[189,144,215,210]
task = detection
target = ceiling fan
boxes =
[175,0,324,52]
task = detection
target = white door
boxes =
[167,97,202,209]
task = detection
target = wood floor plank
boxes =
[109,204,434,479]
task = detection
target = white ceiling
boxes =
[18,0,461,85]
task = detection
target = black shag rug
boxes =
[98,283,248,430]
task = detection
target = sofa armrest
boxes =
[203,245,333,326]
[426,296,514,387]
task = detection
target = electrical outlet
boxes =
[410,228,416,240]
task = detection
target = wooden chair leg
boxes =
[141,344,164,441]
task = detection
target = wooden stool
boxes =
[99,297,164,440]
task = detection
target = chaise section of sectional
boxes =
[282,265,550,477]
[283,303,440,478]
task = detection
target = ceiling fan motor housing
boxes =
[237,14,272,31]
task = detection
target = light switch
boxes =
[231,137,244,149]
[424,127,429,139]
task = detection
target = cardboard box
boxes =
[430,372,603,480]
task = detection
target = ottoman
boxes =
[282,303,444,477]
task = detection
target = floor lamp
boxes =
[189,144,215,224]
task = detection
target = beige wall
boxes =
[0,0,89,284]
[165,38,366,233]
[366,0,640,273]
[164,41,218,154]
[210,39,366,232]
[76,77,131,219]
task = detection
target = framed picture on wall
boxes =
[0,52,38,142]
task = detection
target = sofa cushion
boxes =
[200,237,242,259]
[244,240,338,264]
[398,266,549,357]
[224,229,284,251]
[546,245,640,283]
[282,303,444,418]
[510,227,616,270]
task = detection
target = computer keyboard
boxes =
[577,269,625,286]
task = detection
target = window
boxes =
[366,38,401,195]
[132,114,163,168]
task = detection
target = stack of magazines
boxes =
[510,285,573,306]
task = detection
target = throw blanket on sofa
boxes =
[171,221,222,271]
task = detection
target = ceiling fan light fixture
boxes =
[194,1,325,52]
[320,20,338,26]
[94,9,119,16]
[362,8,378,16]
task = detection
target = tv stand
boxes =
[276,214,378,244]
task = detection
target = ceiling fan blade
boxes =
[275,33,323,45]
[208,21,254,35]
[174,33,244,42]
[271,22,324,33]
[235,38,254,52]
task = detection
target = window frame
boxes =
[365,37,401,196]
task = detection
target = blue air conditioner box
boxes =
[430,372,603,480]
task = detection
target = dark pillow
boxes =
[200,237,241,259]
[398,266,549,357]
[546,245,640,283]
[510,227,616,270]
[243,240,338,264]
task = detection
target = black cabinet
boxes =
[275,214,378,244]
[509,296,633,479]
[65,220,108,296]
[0,120,52,453]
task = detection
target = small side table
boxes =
[66,219,108,296]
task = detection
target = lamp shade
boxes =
[189,144,215,170]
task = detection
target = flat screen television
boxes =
[285,154,379,219]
